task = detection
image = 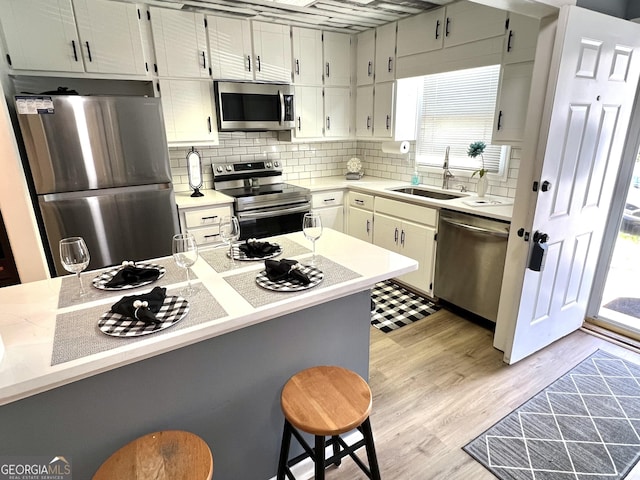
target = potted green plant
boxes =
[467,141,488,197]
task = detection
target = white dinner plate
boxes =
[92,262,166,291]
[98,296,189,337]
[255,265,323,292]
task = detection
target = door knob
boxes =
[541,181,551,192]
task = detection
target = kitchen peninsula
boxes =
[0,229,416,480]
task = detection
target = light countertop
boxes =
[175,190,233,209]
[0,229,416,406]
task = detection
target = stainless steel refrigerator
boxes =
[15,94,179,276]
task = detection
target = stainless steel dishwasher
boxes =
[434,210,510,322]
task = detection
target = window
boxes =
[414,65,508,176]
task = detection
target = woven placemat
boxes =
[200,236,311,273]
[51,284,226,366]
[58,258,196,309]
[223,256,361,308]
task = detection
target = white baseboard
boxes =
[267,430,364,480]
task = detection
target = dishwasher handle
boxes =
[440,217,509,238]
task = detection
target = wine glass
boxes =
[220,216,241,266]
[59,236,90,297]
[172,233,198,296]
[302,213,323,265]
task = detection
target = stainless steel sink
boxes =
[389,186,463,200]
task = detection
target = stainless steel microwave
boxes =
[214,81,294,131]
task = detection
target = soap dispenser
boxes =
[411,167,420,185]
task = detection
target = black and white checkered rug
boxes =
[370,280,440,332]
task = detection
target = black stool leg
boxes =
[314,435,326,480]
[331,435,341,466]
[277,420,293,480]
[361,418,382,480]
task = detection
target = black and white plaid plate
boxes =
[226,242,282,261]
[97,296,189,337]
[92,262,166,291]
[255,265,324,292]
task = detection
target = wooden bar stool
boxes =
[277,365,381,480]
[93,430,213,480]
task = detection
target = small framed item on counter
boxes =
[187,148,204,197]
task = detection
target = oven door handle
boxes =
[278,89,285,125]
[237,204,310,220]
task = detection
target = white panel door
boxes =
[356,29,375,86]
[294,86,323,139]
[208,16,252,80]
[324,87,351,138]
[252,21,292,82]
[292,27,323,86]
[0,0,83,72]
[323,31,351,87]
[150,8,209,78]
[373,81,394,139]
[375,22,396,83]
[501,7,640,363]
[356,85,374,138]
[73,0,146,75]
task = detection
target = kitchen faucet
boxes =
[442,146,454,190]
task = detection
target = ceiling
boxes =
[142,0,454,33]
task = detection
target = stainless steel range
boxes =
[213,161,311,240]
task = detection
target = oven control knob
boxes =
[274,161,280,167]
[215,166,223,173]
[226,165,232,172]
[266,162,272,168]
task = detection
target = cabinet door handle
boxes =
[201,215,218,221]
[247,54,251,72]
[366,219,370,234]
[445,17,451,37]
[298,116,302,131]
[368,61,372,76]
[367,116,371,129]
[394,227,399,244]
[497,110,503,131]
[295,58,300,75]
[387,56,393,72]
[386,115,390,130]
[257,55,261,72]
[435,19,441,39]
[507,30,514,52]
[203,234,220,239]
[86,41,92,62]
[207,116,212,133]
[71,40,78,62]
[202,51,206,69]
[355,199,364,205]
[400,229,405,246]
[323,198,336,202]
[326,62,330,78]
[326,116,330,130]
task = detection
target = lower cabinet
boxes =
[347,192,374,243]
[312,189,344,233]
[178,203,232,247]
[373,197,437,296]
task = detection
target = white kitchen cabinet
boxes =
[73,0,146,75]
[208,15,253,80]
[373,82,394,138]
[0,0,84,72]
[373,197,437,295]
[150,8,209,78]
[179,203,232,247]
[355,85,374,138]
[252,21,292,82]
[323,32,351,87]
[503,13,539,64]
[292,27,323,85]
[294,86,324,138]
[312,190,344,233]
[374,22,397,83]
[324,87,351,138]
[159,79,218,146]
[347,192,374,243]
[356,29,375,86]
[443,2,507,48]
[397,8,445,58]
[492,61,534,145]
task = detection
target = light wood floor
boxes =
[322,308,640,480]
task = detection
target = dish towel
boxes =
[110,286,167,324]
[239,239,280,258]
[264,259,310,285]
[105,264,160,288]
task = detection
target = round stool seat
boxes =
[281,365,372,437]
[93,430,213,480]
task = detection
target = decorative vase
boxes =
[477,175,488,197]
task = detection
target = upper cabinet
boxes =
[356,29,375,86]
[73,0,147,75]
[396,8,445,57]
[323,32,351,86]
[208,16,253,81]
[442,2,507,48]
[503,12,540,64]
[292,27,323,85]
[374,22,396,83]
[150,8,209,78]
[0,0,147,75]
[252,21,292,82]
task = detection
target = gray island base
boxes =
[0,290,371,479]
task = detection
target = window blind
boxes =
[416,64,503,173]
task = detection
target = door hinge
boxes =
[137,8,141,19]
[429,282,433,291]
[505,18,510,30]
[147,10,151,21]
[517,228,530,241]
[145,62,148,72]
[204,18,207,28]
[154,63,158,73]
[532,180,539,192]
[434,232,438,241]
[156,82,160,93]
[209,67,212,75]
[6,54,11,66]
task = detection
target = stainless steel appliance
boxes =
[434,210,510,322]
[214,81,294,131]
[15,94,179,276]
[213,161,310,239]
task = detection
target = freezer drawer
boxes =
[39,184,179,275]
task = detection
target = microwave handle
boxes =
[278,90,285,125]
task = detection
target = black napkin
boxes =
[264,259,310,285]
[239,240,280,258]
[105,265,160,288]
[110,287,167,324]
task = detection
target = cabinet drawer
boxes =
[375,197,437,226]
[187,226,222,245]
[183,205,230,229]
[348,192,374,210]
[312,190,344,208]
